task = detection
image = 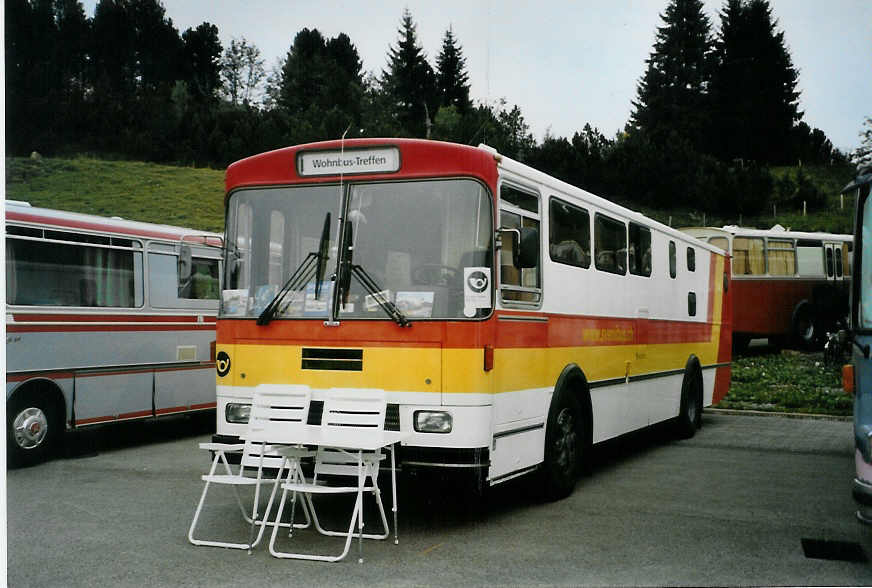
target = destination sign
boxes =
[297,147,400,177]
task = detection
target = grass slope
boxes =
[5,156,225,232]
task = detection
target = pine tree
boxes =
[629,0,714,152]
[277,28,365,139]
[435,27,471,114]
[181,23,222,102]
[381,9,438,137]
[710,0,801,164]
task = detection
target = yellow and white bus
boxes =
[214,139,732,498]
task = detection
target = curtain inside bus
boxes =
[767,239,796,276]
[6,239,140,307]
[732,237,765,275]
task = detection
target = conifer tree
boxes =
[435,27,471,114]
[381,9,438,137]
[710,0,801,164]
[629,0,714,152]
[277,28,365,139]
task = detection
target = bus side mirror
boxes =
[516,227,539,269]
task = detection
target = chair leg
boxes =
[390,445,399,545]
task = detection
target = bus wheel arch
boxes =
[539,364,592,501]
[675,355,703,439]
[7,379,66,467]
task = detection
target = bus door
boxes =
[148,242,221,416]
[491,182,546,480]
[825,242,841,282]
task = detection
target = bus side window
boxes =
[500,184,541,304]
[549,197,590,268]
[796,239,824,276]
[628,222,651,277]
[836,247,844,278]
[767,239,796,276]
[7,233,141,307]
[594,213,627,275]
[733,237,764,275]
[686,247,695,272]
[826,247,835,277]
[186,258,220,299]
[669,241,677,279]
[709,236,729,253]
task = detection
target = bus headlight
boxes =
[225,403,251,424]
[414,411,452,433]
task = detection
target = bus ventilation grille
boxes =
[301,348,363,371]
[306,401,399,431]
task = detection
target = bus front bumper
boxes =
[210,433,489,471]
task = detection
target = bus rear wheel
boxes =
[540,388,582,501]
[7,390,60,467]
[675,360,703,439]
[792,303,818,349]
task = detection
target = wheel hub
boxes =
[553,408,577,469]
[13,407,48,449]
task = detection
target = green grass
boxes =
[717,349,852,416]
[5,156,225,232]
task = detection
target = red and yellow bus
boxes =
[682,225,851,351]
[214,139,731,498]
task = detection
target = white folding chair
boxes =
[268,388,396,563]
[188,384,313,553]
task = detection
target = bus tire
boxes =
[7,386,61,468]
[540,387,583,501]
[675,358,703,439]
[792,302,817,349]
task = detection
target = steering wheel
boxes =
[411,264,458,286]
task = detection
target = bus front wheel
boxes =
[540,388,582,501]
[7,389,60,467]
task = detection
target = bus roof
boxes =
[225,138,499,200]
[5,201,222,245]
[680,225,852,243]
[491,145,727,254]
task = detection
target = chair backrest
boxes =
[241,384,311,470]
[315,389,387,479]
[320,388,386,432]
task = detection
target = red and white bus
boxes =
[5,201,222,466]
[681,225,851,351]
[214,138,731,498]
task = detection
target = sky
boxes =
[82,0,871,153]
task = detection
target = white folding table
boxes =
[268,426,408,563]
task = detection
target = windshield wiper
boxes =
[350,263,411,328]
[256,212,331,326]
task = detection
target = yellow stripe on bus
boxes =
[218,328,722,395]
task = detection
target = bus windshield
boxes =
[223,178,493,321]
